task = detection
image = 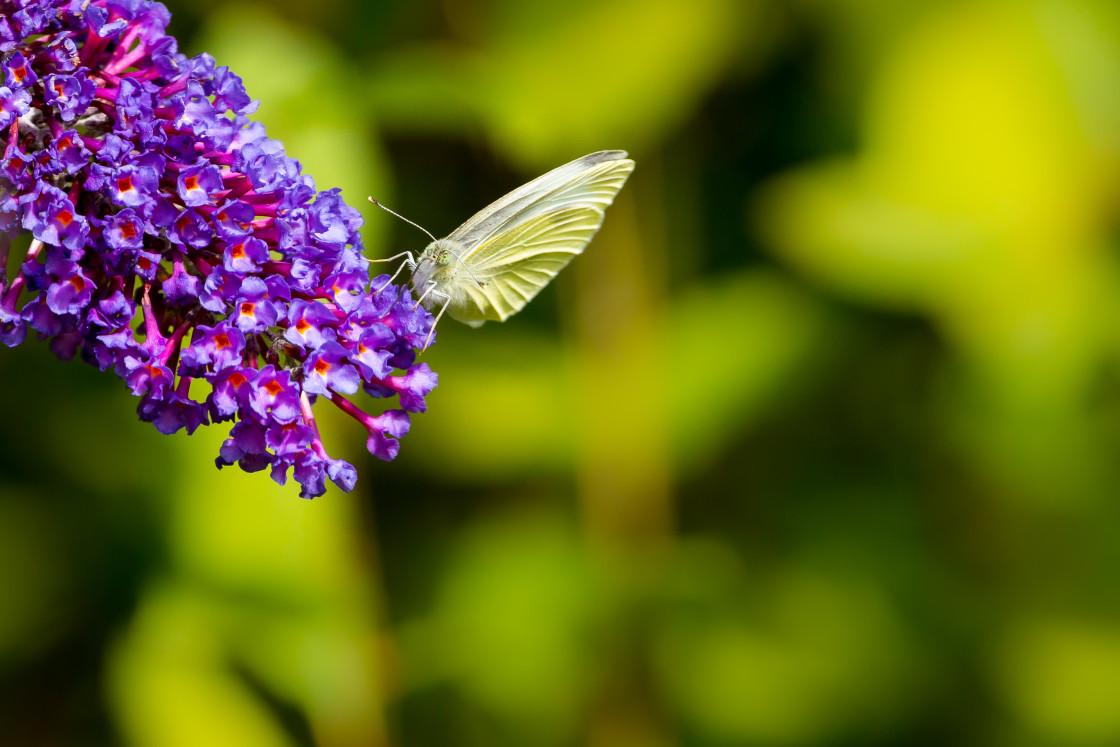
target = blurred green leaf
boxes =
[654,546,919,743]
[397,512,598,736]
[991,618,1120,744]
[368,0,780,166]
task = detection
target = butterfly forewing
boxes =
[449,152,634,253]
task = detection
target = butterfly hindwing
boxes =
[448,205,608,325]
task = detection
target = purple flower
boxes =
[284,299,337,350]
[140,383,209,436]
[12,5,47,37]
[249,366,302,424]
[114,77,156,139]
[175,83,219,136]
[163,256,201,302]
[266,420,313,457]
[45,261,94,315]
[303,340,360,397]
[352,329,395,381]
[46,37,80,73]
[43,72,96,122]
[96,134,131,167]
[211,67,257,115]
[20,183,89,253]
[0,19,15,55]
[83,5,129,39]
[109,154,163,207]
[180,322,245,374]
[124,358,175,399]
[223,235,268,274]
[217,419,269,470]
[366,362,438,412]
[0,0,437,498]
[169,208,212,248]
[176,159,223,207]
[0,85,31,128]
[0,289,26,346]
[104,208,145,252]
[365,409,411,461]
[3,50,35,88]
[86,291,134,331]
[22,295,66,335]
[230,275,282,333]
[199,267,243,313]
[324,269,370,313]
[212,199,255,240]
[289,451,355,499]
[51,131,91,175]
[209,366,256,419]
[310,188,362,248]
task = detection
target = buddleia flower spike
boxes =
[0,0,438,498]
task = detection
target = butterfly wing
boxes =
[445,204,618,326]
[441,154,634,326]
[447,151,634,252]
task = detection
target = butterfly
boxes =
[370,150,635,349]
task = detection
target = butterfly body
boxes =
[410,238,489,327]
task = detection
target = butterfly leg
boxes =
[421,289,452,351]
[413,279,438,310]
[369,251,416,294]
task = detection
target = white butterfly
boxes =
[371,150,635,348]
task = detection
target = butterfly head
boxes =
[423,240,455,267]
[416,239,486,290]
[413,239,460,290]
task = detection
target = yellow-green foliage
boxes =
[6,1,1120,745]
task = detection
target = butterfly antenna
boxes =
[368,197,438,244]
[368,197,484,288]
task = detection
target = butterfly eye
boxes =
[437,252,451,267]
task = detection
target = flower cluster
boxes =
[0,0,438,497]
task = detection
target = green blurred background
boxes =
[6,0,1120,744]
